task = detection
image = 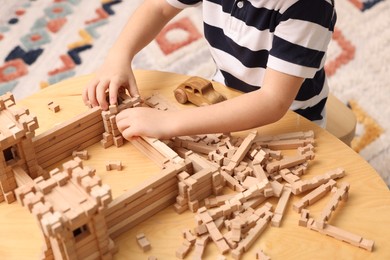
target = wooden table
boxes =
[0,70,389,260]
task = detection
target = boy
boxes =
[83,0,336,140]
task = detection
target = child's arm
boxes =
[116,68,304,139]
[82,0,181,110]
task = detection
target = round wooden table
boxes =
[0,70,389,260]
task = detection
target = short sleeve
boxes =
[166,0,202,9]
[267,0,336,78]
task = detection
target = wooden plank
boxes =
[34,115,102,153]
[35,122,104,159]
[271,186,292,227]
[225,131,257,172]
[108,191,177,238]
[39,134,102,169]
[106,163,186,215]
[143,136,184,164]
[13,166,34,186]
[105,177,178,226]
[32,107,102,147]
[129,137,169,166]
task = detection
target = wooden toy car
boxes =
[173,76,226,106]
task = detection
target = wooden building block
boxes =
[214,238,230,255]
[293,179,336,213]
[48,101,60,113]
[175,240,192,259]
[306,220,374,252]
[136,233,151,252]
[249,148,268,163]
[271,185,292,227]
[291,168,345,195]
[279,168,300,184]
[194,223,208,236]
[13,166,34,186]
[360,238,375,252]
[221,171,244,192]
[262,148,282,160]
[143,136,184,165]
[242,176,260,189]
[251,162,268,182]
[258,138,311,150]
[224,131,257,173]
[105,161,122,171]
[241,217,270,252]
[179,139,216,155]
[113,136,124,147]
[317,182,350,228]
[231,219,243,242]
[266,155,307,174]
[182,228,196,244]
[72,150,89,160]
[205,194,235,209]
[299,209,310,227]
[192,235,210,260]
[129,137,169,166]
[256,249,271,260]
[109,105,119,114]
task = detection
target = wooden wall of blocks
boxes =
[105,161,188,239]
[0,93,41,203]
[100,93,142,149]
[32,107,105,169]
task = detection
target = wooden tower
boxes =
[0,93,42,203]
[15,158,116,260]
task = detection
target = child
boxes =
[83,0,336,140]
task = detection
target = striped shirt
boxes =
[166,0,336,127]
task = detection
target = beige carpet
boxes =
[1,0,389,187]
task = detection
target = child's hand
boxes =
[116,107,176,140]
[82,60,139,110]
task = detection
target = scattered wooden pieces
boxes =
[305,217,374,251]
[293,179,336,213]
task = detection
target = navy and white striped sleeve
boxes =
[166,0,202,9]
[268,0,336,79]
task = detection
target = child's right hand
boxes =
[82,58,140,110]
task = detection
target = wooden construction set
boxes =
[0,91,374,259]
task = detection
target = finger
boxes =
[128,74,140,97]
[96,80,110,110]
[87,79,103,108]
[108,80,123,106]
[116,110,140,137]
[121,125,139,140]
[115,110,128,128]
[83,78,99,107]
[82,86,89,107]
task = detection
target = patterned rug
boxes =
[1,0,389,187]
